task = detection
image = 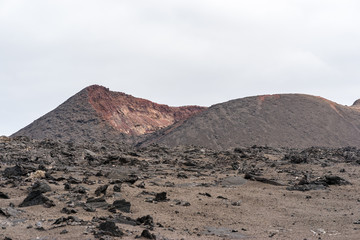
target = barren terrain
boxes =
[1,137,359,239]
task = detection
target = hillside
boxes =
[140,94,360,149]
[13,86,360,149]
[12,85,205,143]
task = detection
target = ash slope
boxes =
[141,94,360,149]
[12,85,205,143]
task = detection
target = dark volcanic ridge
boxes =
[141,94,360,149]
[12,85,360,149]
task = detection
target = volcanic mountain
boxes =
[12,85,206,143]
[139,94,360,149]
[13,86,360,149]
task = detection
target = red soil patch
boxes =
[87,85,206,135]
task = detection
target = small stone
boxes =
[61,207,77,214]
[113,184,122,192]
[155,192,168,202]
[0,191,10,199]
[231,201,241,206]
[19,190,55,208]
[112,199,131,213]
[98,221,124,237]
[141,229,156,239]
[95,184,109,196]
[30,181,51,193]
[136,215,154,227]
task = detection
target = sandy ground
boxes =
[1,139,360,239]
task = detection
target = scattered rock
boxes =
[154,192,168,202]
[113,184,122,192]
[30,181,51,193]
[136,215,154,228]
[95,184,109,196]
[321,175,351,185]
[3,165,26,178]
[231,201,242,206]
[287,175,351,191]
[0,207,24,218]
[71,185,88,194]
[53,216,82,225]
[97,221,124,237]
[141,229,157,239]
[177,172,188,178]
[19,190,55,208]
[244,173,284,186]
[112,199,131,213]
[0,191,9,199]
[61,207,77,214]
[67,176,82,184]
[86,197,109,209]
[202,226,247,239]
[199,192,212,197]
[136,181,146,188]
[174,200,191,206]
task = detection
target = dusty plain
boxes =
[1,136,360,240]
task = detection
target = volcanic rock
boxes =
[3,165,27,178]
[0,191,10,199]
[19,190,55,208]
[136,215,154,228]
[30,181,51,193]
[86,197,109,209]
[0,207,24,218]
[97,221,124,237]
[112,199,131,213]
[154,192,168,202]
[141,229,157,239]
[94,184,109,196]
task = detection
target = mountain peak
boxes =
[12,85,206,141]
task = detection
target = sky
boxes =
[1,0,360,136]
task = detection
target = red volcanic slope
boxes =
[12,85,206,142]
[87,85,206,135]
[87,85,205,135]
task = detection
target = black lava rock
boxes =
[95,184,109,196]
[31,181,51,193]
[154,192,168,202]
[97,221,124,237]
[19,190,55,208]
[136,215,154,228]
[112,199,131,213]
[141,229,156,239]
[3,165,26,178]
[113,184,122,192]
[0,191,9,199]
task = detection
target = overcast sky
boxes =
[1,0,360,136]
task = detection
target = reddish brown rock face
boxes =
[87,85,206,135]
